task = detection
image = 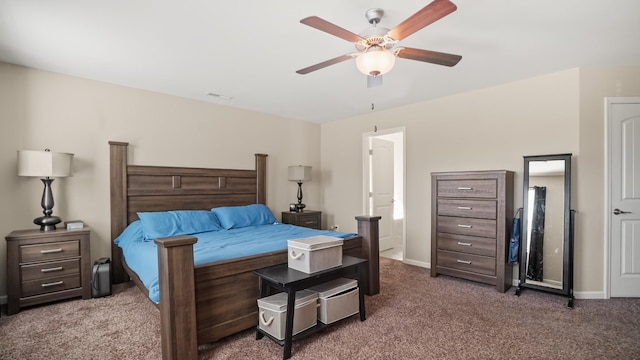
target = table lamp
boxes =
[18,149,74,231]
[288,165,311,212]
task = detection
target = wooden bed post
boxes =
[356,215,381,296]
[255,153,267,205]
[109,141,129,284]
[155,236,198,360]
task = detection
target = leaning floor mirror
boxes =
[515,153,575,308]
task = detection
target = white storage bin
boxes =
[288,235,343,274]
[307,278,359,324]
[257,290,318,340]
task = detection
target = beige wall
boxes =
[576,67,640,296]
[321,66,640,296]
[1,62,639,300]
[0,62,322,298]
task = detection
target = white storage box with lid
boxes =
[307,277,359,324]
[287,235,343,274]
[257,290,318,340]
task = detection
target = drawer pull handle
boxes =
[41,281,64,287]
[456,260,472,265]
[457,206,472,210]
[457,187,473,190]
[457,242,472,246]
[305,221,315,224]
[41,266,63,273]
[40,248,63,254]
[457,224,472,228]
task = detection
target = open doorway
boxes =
[363,127,405,261]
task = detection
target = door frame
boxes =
[604,96,640,299]
[362,127,406,258]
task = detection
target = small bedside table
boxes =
[281,210,322,230]
[5,227,91,315]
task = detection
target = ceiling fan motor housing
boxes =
[365,8,384,25]
[356,26,392,51]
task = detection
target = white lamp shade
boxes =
[356,46,396,76]
[288,165,312,182]
[18,150,74,178]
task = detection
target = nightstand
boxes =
[5,228,91,315]
[281,210,322,230]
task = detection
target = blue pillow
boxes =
[137,210,222,240]
[114,220,144,245]
[212,204,277,230]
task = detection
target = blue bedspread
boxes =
[115,221,356,303]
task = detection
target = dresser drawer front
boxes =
[20,240,79,263]
[437,233,496,257]
[437,199,497,219]
[437,179,497,198]
[21,259,80,282]
[437,250,496,276]
[437,216,497,238]
[22,274,80,298]
[296,215,320,229]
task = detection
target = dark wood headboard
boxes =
[109,141,268,283]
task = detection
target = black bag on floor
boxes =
[92,257,112,298]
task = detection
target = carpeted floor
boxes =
[1,258,639,359]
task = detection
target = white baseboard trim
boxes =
[402,258,429,268]
[574,291,606,299]
[508,280,605,299]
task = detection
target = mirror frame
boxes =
[516,153,574,308]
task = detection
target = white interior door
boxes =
[608,97,640,297]
[371,137,394,252]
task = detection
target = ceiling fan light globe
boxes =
[356,47,395,76]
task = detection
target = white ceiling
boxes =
[1,0,639,123]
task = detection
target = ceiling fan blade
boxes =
[396,47,462,67]
[296,54,354,74]
[387,0,457,41]
[300,16,365,43]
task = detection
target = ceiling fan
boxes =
[296,0,462,87]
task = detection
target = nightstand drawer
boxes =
[281,211,322,230]
[22,274,81,297]
[21,259,80,282]
[20,240,79,263]
[296,215,320,228]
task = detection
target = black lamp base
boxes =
[34,215,61,231]
[34,177,61,231]
[295,181,306,213]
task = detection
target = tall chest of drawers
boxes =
[431,170,514,292]
[5,228,91,314]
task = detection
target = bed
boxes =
[108,141,380,360]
